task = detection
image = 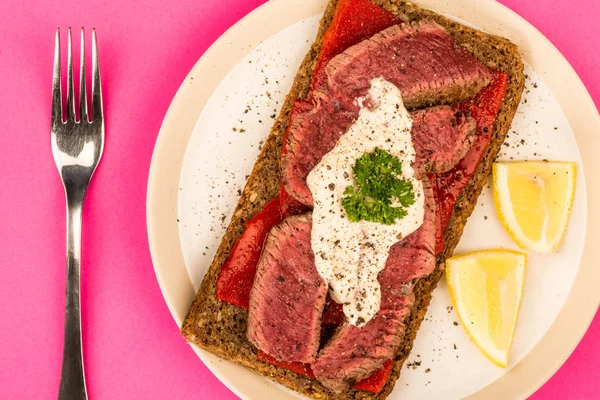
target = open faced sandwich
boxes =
[181,0,527,398]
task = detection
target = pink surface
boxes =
[0,0,597,398]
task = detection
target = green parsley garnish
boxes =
[341,147,415,225]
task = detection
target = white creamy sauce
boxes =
[307,78,425,327]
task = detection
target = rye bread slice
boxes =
[181,1,525,398]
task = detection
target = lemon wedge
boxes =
[493,161,576,252]
[446,249,526,367]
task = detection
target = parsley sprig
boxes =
[342,147,415,225]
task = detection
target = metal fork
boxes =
[51,27,104,400]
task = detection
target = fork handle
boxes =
[58,184,88,400]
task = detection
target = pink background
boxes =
[0,0,597,398]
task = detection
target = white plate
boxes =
[147,0,600,399]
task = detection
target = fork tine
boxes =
[91,29,102,122]
[66,28,76,122]
[52,28,62,125]
[79,28,88,123]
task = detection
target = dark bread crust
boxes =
[181,1,524,398]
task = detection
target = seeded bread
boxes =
[181,0,525,398]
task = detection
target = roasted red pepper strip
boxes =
[433,71,509,253]
[257,351,394,394]
[257,351,315,377]
[216,196,282,308]
[352,360,394,393]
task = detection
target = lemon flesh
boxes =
[493,161,576,252]
[446,249,527,368]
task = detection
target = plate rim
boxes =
[146,0,600,399]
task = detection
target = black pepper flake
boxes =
[483,127,489,133]
[277,276,285,282]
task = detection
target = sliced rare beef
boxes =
[246,213,327,363]
[283,91,357,206]
[411,106,477,178]
[311,181,437,391]
[283,19,491,206]
[326,20,492,110]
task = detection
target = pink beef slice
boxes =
[246,212,327,363]
[283,90,357,206]
[282,19,490,206]
[311,181,437,392]
[411,106,477,179]
[325,20,492,110]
